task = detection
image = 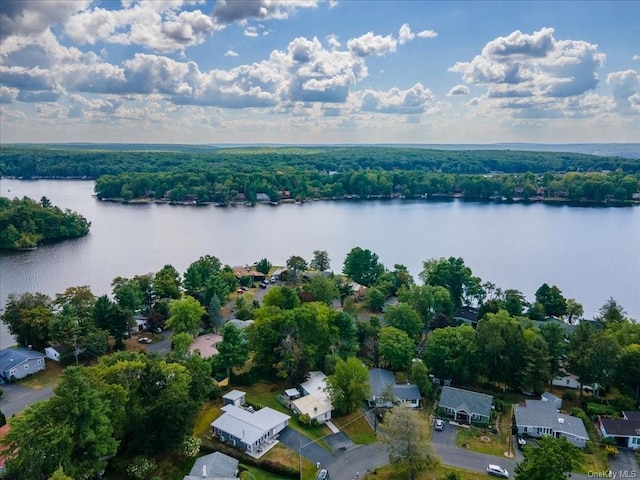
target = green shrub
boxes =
[126,456,157,480]
[562,390,576,402]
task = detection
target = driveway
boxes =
[278,426,334,468]
[0,382,54,417]
[609,448,639,478]
[144,329,172,356]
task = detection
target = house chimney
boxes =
[202,464,206,477]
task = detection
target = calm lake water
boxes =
[1,178,639,348]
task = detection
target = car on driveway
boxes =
[434,419,444,431]
[138,337,152,344]
[487,464,509,478]
[516,436,527,450]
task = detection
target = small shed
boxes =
[45,345,62,362]
[285,388,301,400]
[222,390,246,408]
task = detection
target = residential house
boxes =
[452,306,479,328]
[292,371,333,424]
[183,451,239,480]
[256,193,270,203]
[211,400,290,455]
[232,266,266,282]
[44,345,63,362]
[599,411,640,450]
[368,368,421,408]
[438,386,493,424]
[0,347,46,381]
[541,391,563,410]
[515,399,589,447]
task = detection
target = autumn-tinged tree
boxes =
[379,406,433,480]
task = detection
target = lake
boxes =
[1,178,639,348]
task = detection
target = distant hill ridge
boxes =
[5,142,640,159]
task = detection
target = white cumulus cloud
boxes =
[448,84,470,96]
[347,32,397,57]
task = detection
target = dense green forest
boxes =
[0,196,91,250]
[2,145,639,203]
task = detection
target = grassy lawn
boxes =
[454,411,513,458]
[332,410,377,444]
[240,381,332,445]
[193,401,223,438]
[576,447,610,474]
[19,359,64,390]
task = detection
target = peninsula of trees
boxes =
[1,145,639,204]
[0,196,91,250]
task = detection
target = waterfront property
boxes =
[598,411,640,450]
[438,386,493,424]
[514,400,589,447]
[0,347,46,381]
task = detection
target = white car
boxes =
[138,337,152,344]
[487,464,509,478]
[434,419,444,431]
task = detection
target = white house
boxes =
[515,400,589,448]
[599,411,640,450]
[211,403,290,455]
[292,371,333,424]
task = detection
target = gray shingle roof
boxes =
[515,400,588,439]
[439,386,493,418]
[0,347,45,372]
[184,451,239,479]
[212,405,290,445]
[368,368,420,402]
[600,417,640,437]
[222,390,245,402]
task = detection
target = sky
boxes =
[1,0,639,145]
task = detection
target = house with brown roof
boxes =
[599,411,640,450]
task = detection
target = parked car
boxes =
[516,436,527,450]
[138,337,152,344]
[270,276,277,283]
[259,281,268,289]
[434,419,444,431]
[487,464,509,478]
[236,289,245,294]
[316,469,329,480]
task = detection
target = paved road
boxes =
[144,329,172,356]
[608,448,639,478]
[431,421,594,480]
[0,382,54,417]
[328,443,388,480]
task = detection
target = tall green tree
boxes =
[379,406,432,480]
[566,322,620,397]
[326,356,370,416]
[111,276,144,313]
[534,283,567,317]
[398,284,454,329]
[153,264,182,300]
[423,325,478,384]
[166,296,206,336]
[342,247,385,287]
[384,303,423,339]
[514,436,583,480]
[183,255,222,302]
[616,343,640,401]
[420,257,482,309]
[255,258,272,275]
[475,310,527,389]
[1,292,53,350]
[564,298,584,324]
[302,275,339,305]
[285,255,308,284]
[365,286,386,312]
[2,367,118,480]
[262,286,300,310]
[216,323,250,381]
[539,321,566,377]
[207,293,223,333]
[597,297,628,326]
[54,286,96,321]
[520,329,552,394]
[410,359,432,398]
[310,250,331,271]
[378,326,414,372]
